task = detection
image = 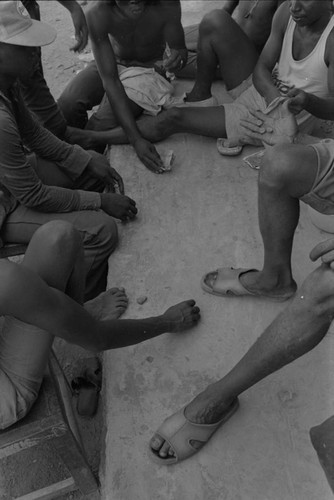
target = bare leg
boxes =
[186,10,258,103]
[22,220,85,300]
[151,262,334,458]
[66,106,228,149]
[238,144,318,295]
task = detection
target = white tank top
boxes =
[272,15,334,130]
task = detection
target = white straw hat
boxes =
[0,1,56,47]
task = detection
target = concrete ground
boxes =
[101,2,334,500]
[1,2,334,499]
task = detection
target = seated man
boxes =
[58,0,189,171]
[149,237,334,464]
[101,0,334,154]
[0,220,200,430]
[18,0,164,173]
[183,0,284,103]
[0,1,137,301]
[200,98,334,300]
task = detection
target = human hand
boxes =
[240,101,298,147]
[163,47,187,72]
[100,193,137,221]
[162,300,201,332]
[134,138,165,174]
[86,150,124,194]
[69,2,89,52]
[310,238,334,269]
[287,88,309,115]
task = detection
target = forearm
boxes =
[303,94,334,121]
[96,316,171,351]
[253,64,280,105]
[22,117,91,180]
[104,78,143,145]
[4,265,171,352]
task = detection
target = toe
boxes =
[150,434,164,451]
[159,441,172,458]
[204,271,217,287]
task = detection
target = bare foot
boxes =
[150,387,236,459]
[85,287,128,320]
[239,269,297,299]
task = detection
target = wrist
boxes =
[303,92,312,112]
[155,315,172,334]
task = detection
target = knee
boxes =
[259,145,296,191]
[157,108,182,136]
[94,214,119,255]
[300,265,334,314]
[34,221,82,256]
[199,9,229,38]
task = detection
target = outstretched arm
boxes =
[0,262,200,352]
[86,7,164,173]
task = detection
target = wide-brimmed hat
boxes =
[0,1,56,47]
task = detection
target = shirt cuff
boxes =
[63,145,92,180]
[77,190,101,210]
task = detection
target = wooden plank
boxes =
[15,477,75,500]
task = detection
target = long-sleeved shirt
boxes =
[0,82,101,246]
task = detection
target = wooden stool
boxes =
[0,350,100,500]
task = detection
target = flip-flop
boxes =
[149,399,239,465]
[201,267,296,301]
[217,138,243,156]
[71,358,102,417]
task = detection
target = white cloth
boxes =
[118,65,182,115]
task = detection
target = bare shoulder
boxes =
[85,0,111,33]
[272,1,290,31]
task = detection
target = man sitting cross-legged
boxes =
[149,238,334,464]
[58,0,190,172]
[0,220,200,430]
[101,0,334,155]
[0,1,137,301]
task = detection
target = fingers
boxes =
[240,118,266,134]
[117,177,125,195]
[111,170,125,194]
[142,155,164,174]
[249,108,268,122]
[70,29,88,53]
[310,238,334,263]
[121,198,138,221]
